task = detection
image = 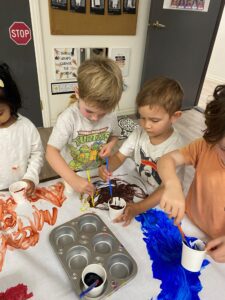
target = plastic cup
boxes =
[9,181,28,204]
[181,239,206,272]
[108,197,126,221]
[81,263,107,297]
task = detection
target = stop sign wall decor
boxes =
[9,22,32,46]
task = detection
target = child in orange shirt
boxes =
[157,84,225,263]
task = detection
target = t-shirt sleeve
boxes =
[110,112,121,137]
[23,123,44,186]
[119,127,140,157]
[48,110,74,151]
[179,138,204,168]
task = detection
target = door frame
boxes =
[195,1,225,107]
[29,0,51,127]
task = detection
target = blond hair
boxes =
[136,77,184,115]
[77,58,123,111]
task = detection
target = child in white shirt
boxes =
[99,77,184,225]
[46,58,123,196]
[0,63,43,195]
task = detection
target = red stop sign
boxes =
[9,22,32,46]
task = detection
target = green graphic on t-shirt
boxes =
[68,128,110,171]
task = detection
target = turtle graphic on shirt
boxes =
[68,142,104,171]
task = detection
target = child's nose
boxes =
[144,120,152,129]
[91,114,99,121]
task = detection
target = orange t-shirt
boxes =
[180,138,225,238]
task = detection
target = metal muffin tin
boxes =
[49,213,138,299]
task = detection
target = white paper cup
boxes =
[81,263,107,297]
[9,181,28,204]
[108,197,126,221]
[181,239,206,272]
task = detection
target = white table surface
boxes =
[1,163,225,300]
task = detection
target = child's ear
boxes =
[171,110,182,123]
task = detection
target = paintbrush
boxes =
[177,223,188,245]
[79,280,99,298]
[86,170,95,207]
[105,157,113,199]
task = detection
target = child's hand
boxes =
[98,165,112,181]
[206,236,225,263]
[99,143,113,158]
[72,176,95,195]
[160,184,185,225]
[22,179,35,196]
[113,203,137,226]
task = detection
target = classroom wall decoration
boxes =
[49,0,138,35]
[109,48,130,77]
[163,0,210,12]
[70,0,86,13]
[54,48,78,80]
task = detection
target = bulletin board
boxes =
[49,0,139,35]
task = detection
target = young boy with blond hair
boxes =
[99,77,184,225]
[46,58,123,195]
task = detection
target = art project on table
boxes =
[0,181,66,271]
[83,174,148,210]
[136,209,209,300]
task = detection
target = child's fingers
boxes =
[164,202,172,215]
[122,216,132,227]
[207,247,225,262]
[206,238,222,251]
[174,207,184,225]
[113,214,123,223]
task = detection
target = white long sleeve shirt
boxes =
[0,115,43,190]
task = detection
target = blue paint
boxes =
[136,209,209,300]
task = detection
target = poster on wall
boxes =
[123,0,136,14]
[70,0,86,13]
[164,0,210,12]
[108,0,121,15]
[109,48,130,77]
[54,48,78,80]
[90,0,105,15]
[51,0,68,10]
[51,81,77,95]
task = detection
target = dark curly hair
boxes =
[0,63,22,117]
[203,85,225,144]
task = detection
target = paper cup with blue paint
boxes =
[9,181,28,204]
[181,239,206,272]
[81,263,107,297]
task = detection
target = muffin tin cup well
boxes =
[49,213,138,299]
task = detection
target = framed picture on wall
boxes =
[165,0,209,12]
[54,48,78,80]
[51,0,68,10]
[123,0,136,14]
[108,0,121,15]
[109,48,130,77]
[90,0,105,15]
[70,0,86,13]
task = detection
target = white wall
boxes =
[205,7,225,82]
[36,0,151,126]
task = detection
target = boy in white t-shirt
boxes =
[99,77,184,225]
[46,58,123,195]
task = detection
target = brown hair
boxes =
[203,85,225,144]
[136,77,184,115]
[77,58,123,111]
